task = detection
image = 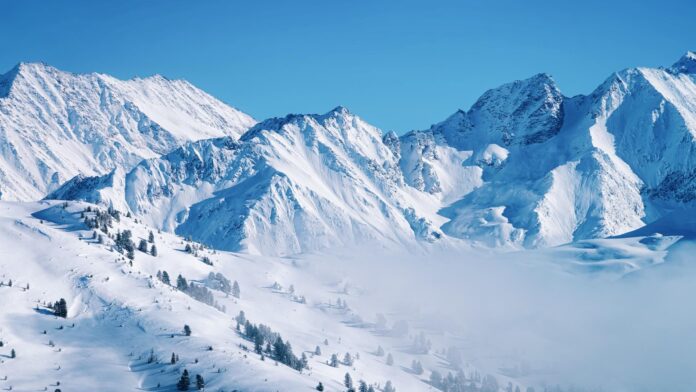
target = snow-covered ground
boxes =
[0,201,490,391]
[2,200,695,391]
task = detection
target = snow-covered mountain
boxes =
[49,107,446,255]
[45,52,696,253]
[401,52,696,248]
[0,62,255,201]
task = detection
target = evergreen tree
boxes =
[195,374,205,390]
[343,352,353,366]
[150,244,158,256]
[344,372,353,390]
[171,352,177,364]
[185,243,193,253]
[315,345,322,355]
[430,371,443,388]
[148,231,155,243]
[316,382,324,391]
[232,280,240,299]
[383,381,395,392]
[177,275,189,291]
[386,353,394,366]
[330,353,339,367]
[359,380,368,392]
[235,310,246,324]
[162,271,171,285]
[183,324,192,336]
[10,348,16,358]
[138,239,148,253]
[177,369,190,391]
[411,359,424,375]
[54,298,68,318]
[367,386,375,392]
[376,345,385,356]
[127,247,135,260]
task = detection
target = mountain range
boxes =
[4,53,696,255]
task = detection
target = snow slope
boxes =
[0,200,515,392]
[0,62,255,201]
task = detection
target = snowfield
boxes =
[1,200,693,391]
[0,201,481,391]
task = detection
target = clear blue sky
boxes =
[2,0,695,133]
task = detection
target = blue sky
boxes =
[2,0,695,133]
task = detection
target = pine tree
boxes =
[183,324,192,336]
[316,382,324,391]
[232,281,240,299]
[330,353,339,367]
[344,372,353,390]
[343,352,353,366]
[138,239,148,253]
[411,359,423,375]
[171,352,177,364]
[54,298,68,318]
[195,374,204,390]
[430,371,443,387]
[386,353,394,366]
[177,275,189,291]
[151,244,158,257]
[148,231,155,243]
[127,247,135,260]
[359,381,369,392]
[235,310,246,324]
[376,345,385,356]
[10,348,16,358]
[315,345,322,355]
[162,271,171,285]
[177,369,190,391]
[383,381,395,392]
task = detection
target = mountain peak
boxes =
[1,62,69,98]
[670,51,696,74]
[328,105,350,115]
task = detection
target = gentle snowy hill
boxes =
[0,62,255,201]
